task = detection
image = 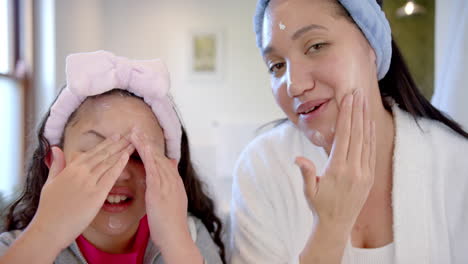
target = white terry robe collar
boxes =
[391,103,432,263]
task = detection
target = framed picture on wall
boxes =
[187,30,224,81]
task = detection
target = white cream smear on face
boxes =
[108,216,124,230]
[310,130,327,148]
[279,21,286,30]
[100,103,112,109]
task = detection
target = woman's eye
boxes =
[306,43,326,54]
[268,62,285,74]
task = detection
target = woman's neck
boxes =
[82,222,140,254]
[372,100,395,194]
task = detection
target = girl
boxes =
[230,0,468,263]
[0,51,225,264]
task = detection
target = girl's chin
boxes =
[91,214,140,236]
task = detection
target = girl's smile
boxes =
[102,186,136,213]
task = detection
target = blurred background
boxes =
[0,0,467,221]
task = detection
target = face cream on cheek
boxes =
[108,216,124,230]
[309,130,327,147]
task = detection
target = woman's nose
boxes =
[286,60,316,97]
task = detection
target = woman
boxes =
[229,0,468,263]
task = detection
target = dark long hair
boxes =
[2,89,226,263]
[254,0,468,139]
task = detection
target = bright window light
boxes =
[0,0,11,74]
[0,78,21,197]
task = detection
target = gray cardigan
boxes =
[0,217,223,264]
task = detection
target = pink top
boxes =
[76,215,150,264]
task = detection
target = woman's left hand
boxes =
[130,129,203,263]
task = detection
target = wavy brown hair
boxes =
[2,89,226,263]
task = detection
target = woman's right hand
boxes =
[29,134,134,251]
[296,90,376,233]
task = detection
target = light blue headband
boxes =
[254,0,393,80]
[337,0,392,80]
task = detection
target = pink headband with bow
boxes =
[44,50,182,162]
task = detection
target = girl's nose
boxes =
[116,166,132,181]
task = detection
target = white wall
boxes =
[432,0,468,128]
[54,0,284,215]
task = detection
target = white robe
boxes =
[229,105,468,264]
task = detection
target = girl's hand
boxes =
[31,134,134,250]
[130,130,204,264]
[130,131,191,244]
[296,90,376,232]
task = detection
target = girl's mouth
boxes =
[105,194,132,204]
[102,187,135,213]
[102,195,134,213]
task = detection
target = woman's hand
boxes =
[30,134,134,251]
[296,90,376,233]
[296,91,376,263]
[130,130,203,264]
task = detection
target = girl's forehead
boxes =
[82,95,154,118]
[69,95,163,137]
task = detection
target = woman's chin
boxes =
[304,128,333,150]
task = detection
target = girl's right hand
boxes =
[295,90,376,232]
[30,134,134,250]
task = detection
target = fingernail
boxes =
[132,127,140,137]
[127,144,134,151]
[294,157,302,167]
[346,94,353,106]
[51,147,57,159]
[356,90,362,100]
[130,131,137,141]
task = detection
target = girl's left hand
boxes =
[129,130,197,254]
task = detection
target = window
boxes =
[0,0,12,74]
[0,78,22,197]
[0,0,22,197]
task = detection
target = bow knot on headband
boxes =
[44,50,182,161]
[67,51,169,100]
